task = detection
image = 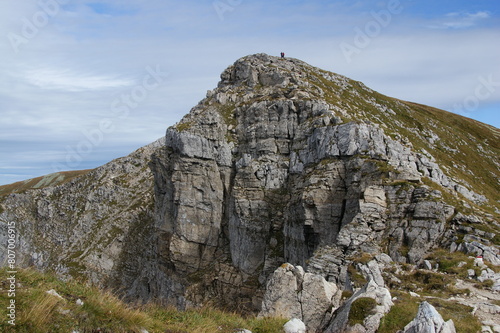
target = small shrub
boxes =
[348,264,367,288]
[174,121,193,132]
[399,246,410,258]
[379,291,419,333]
[342,290,354,300]
[426,249,474,278]
[474,279,494,289]
[348,297,377,326]
[401,263,414,272]
[351,252,374,265]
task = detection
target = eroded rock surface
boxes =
[0,54,498,328]
[403,301,456,333]
[259,263,340,332]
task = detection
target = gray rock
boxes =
[475,302,500,314]
[301,272,340,331]
[283,318,306,333]
[358,259,386,287]
[259,264,302,319]
[482,325,493,333]
[324,280,393,333]
[403,301,456,333]
[423,260,433,270]
[259,263,339,332]
[46,289,64,299]
[458,242,500,267]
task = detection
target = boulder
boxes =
[301,272,339,330]
[284,318,306,333]
[259,264,340,332]
[403,301,456,333]
[259,264,303,319]
[324,279,393,333]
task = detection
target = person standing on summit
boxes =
[280,52,285,58]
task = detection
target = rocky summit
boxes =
[1,53,499,332]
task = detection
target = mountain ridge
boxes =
[2,54,498,207]
[1,53,499,332]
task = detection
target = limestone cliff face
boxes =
[127,54,499,310]
[0,139,163,287]
[1,54,499,322]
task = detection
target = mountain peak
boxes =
[1,54,499,332]
[218,53,347,90]
[173,55,497,209]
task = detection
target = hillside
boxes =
[0,170,91,198]
[0,267,285,333]
[1,53,499,332]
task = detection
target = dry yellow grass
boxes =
[0,267,285,333]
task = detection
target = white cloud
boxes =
[429,11,491,29]
[0,1,499,185]
[24,68,135,91]
[331,29,500,111]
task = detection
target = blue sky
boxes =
[0,0,499,185]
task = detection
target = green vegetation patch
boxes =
[217,102,237,127]
[350,252,374,265]
[378,291,419,333]
[391,268,470,298]
[175,121,194,132]
[428,298,482,333]
[0,170,92,198]
[426,249,478,278]
[379,292,481,333]
[425,248,498,289]
[348,297,377,326]
[348,264,367,288]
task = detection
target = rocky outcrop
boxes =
[403,301,456,333]
[0,53,498,328]
[0,139,164,289]
[323,262,393,333]
[143,69,459,309]
[259,263,340,332]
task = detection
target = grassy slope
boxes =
[378,247,500,333]
[0,170,92,198]
[302,67,499,216]
[0,268,285,333]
